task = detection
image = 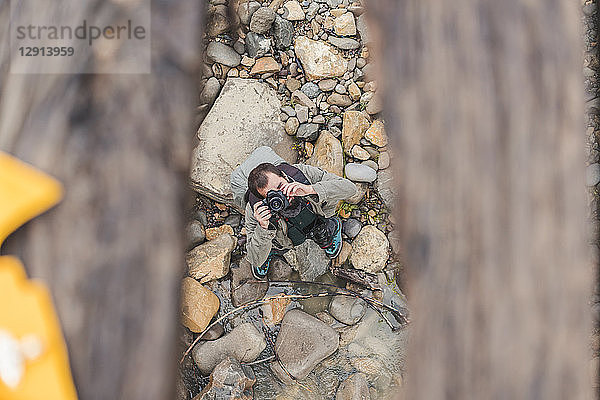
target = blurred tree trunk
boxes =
[365,0,592,398]
[0,1,202,399]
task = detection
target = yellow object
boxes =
[0,151,77,399]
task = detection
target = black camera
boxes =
[261,190,289,213]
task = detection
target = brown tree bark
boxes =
[0,1,202,399]
[365,0,592,398]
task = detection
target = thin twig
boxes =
[241,355,275,366]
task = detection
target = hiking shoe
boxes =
[252,251,281,280]
[321,216,342,259]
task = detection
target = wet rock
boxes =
[231,258,268,307]
[206,42,242,67]
[250,6,276,34]
[181,277,220,333]
[345,163,376,183]
[292,239,330,281]
[283,0,305,20]
[200,77,221,105]
[191,79,296,203]
[245,32,272,58]
[342,111,370,154]
[187,220,206,248]
[328,36,361,50]
[364,120,387,147]
[238,1,261,25]
[206,5,231,37]
[335,372,370,400]
[294,36,348,81]
[334,12,357,36]
[376,169,397,213]
[274,309,340,379]
[342,218,362,239]
[307,131,344,176]
[329,296,366,325]
[192,323,267,374]
[197,357,255,399]
[273,15,294,49]
[297,123,320,141]
[347,182,368,204]
[205,224,235,241]
[186,233,236,283]
[250,56,281,74]
[350,226,388,273]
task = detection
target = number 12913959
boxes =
[18,47,74,56]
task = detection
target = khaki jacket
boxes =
[244,164,357,269]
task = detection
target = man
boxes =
[232,148,357,280]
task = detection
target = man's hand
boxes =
[253,202,272,229]
[280,182,316,200]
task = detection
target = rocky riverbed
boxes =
[178,0,410,399]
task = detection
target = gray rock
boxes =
[587,163,600,186]
[275,309,340,379]
[319,79,338,91]
[197,358,255,399]
[361,160,378,171]
[378,151,390,169]
[206,5,231,37]
[301,82,321,98]
[356,14,371,43]
[186,220,206,248]
[238,1,261,25]
[231,258,268,307]
[328,115,343,127]
[272,15,294,49]
[335,373,370,400]
[281,105,296,117]
[199,323,224,341]
[330,126,342,137]
[206,41,242,67]
[342,218,362,239]
[200,77,221,105]
[376,169,397,212]
[295,104,309,123]
[250,6,276,34]
[345,163,377,183]
[292,89,317,109]
[312,115,326,124]
[335,83,347,94]
[233,39,246,55]
[294,239,329,281]
[297,123,320,141]
[268,256,294,281]
[192,323,266,374]
[245,32,271,58]
[191,79,296,203]
[224,214,242,228]
[193,209,209,226]
[328,36,361,50]
[329,295,366,325]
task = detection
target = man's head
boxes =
[248,163,288,199]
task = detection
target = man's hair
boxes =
[248,163,284,199]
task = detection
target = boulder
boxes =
[250,6,276,34]
[274,309,340,380]
[192,323,267,374]
[349,225,388,273]
[231,258,268,307]
[191,79,296,203]
[364,120,387,147]
[342,111,370,154]
[197,358,255,400]
[377,151,390,170]
[345,163,376,183]
[294,239,330,281]
[307,131,344,177]
[335,373,370,400]
[186,233,236,283]
[356,14,371,44]
[329,295,366,325]
[334,12,357,36]
[181,277,220,333]
[294,36,348,81]
[587,163,600,186]
[206,42,241,67]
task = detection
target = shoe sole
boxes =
[326,217,343,259]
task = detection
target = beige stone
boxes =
[349,225,389,273]
[323,16,335,31]
[334,12,357,36]
[307,131,344,176]
[364,120,387,147]
[305,141,314,157]
[330,8,346,18]
[347,182,368,204]
[348,81,361,101]
[250,56,281,74]
[294,36,347,81]
[186,233,236,283]
[351,145,370,160]
[241,55,255,67]
[341,110,370,154]
[205,224,234,240]
[181,277,220,333]
[283,0,305,20]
